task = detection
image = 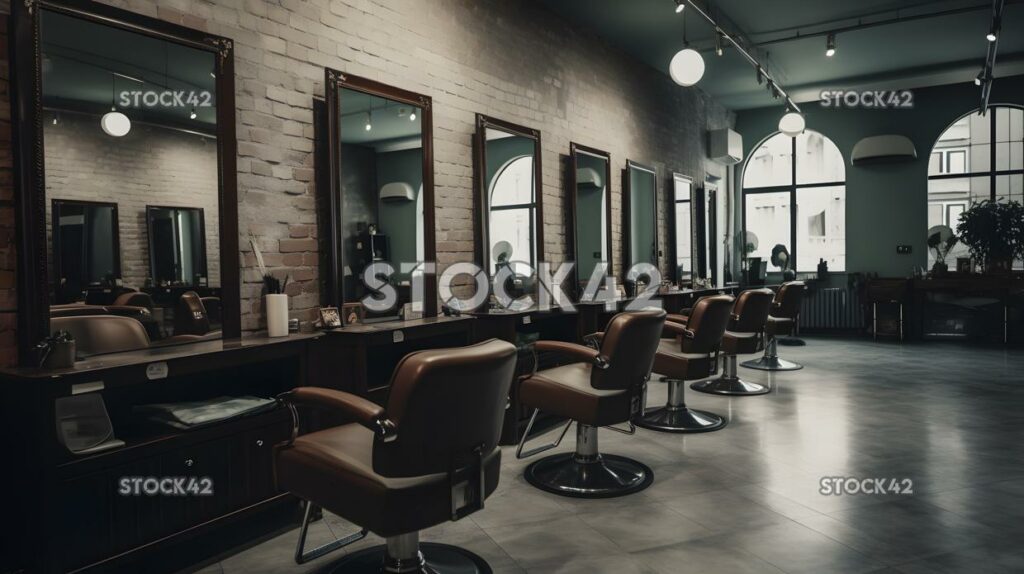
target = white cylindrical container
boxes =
[265,294,289,337]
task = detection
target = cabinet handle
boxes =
[256,439,264,447]
[185,458,195,467]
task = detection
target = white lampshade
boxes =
[778,111,805,137]
[669,48,705,87]
[100,111,131,137]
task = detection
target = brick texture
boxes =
[2,0,734,354]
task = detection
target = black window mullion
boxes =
[790,136,797,272]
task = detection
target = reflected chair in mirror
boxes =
[51,315,151,357]
[173,291,220,337]
[515,309,666,498]
[635,295,734,433]
[274,340,517,574]
[112,291,155,312]
[741,281,806,371]
[691,288,775,396]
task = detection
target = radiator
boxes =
[800,286,863,331]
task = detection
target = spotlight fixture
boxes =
[364,111,372,131]
[189,106,197,120]
[987,17,999,42]
[975,71,985,86]
[826,33,836,57]
[52,115,58,125]
[779,110,805,137]
[409,110,417,121]
[715,31,724,56]
[674,0,685,14]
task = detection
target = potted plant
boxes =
[926,225,958,274]
[956,199,1024,273]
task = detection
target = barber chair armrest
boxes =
[533,340,608,369]
[279,387,395,440]
[663,320,695,339]
[666,313,689,325]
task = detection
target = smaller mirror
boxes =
[670,174,694,285]
[695,181,718,284]
[624,161,658,292]
[475,115,543,305]
[51,199,121,304]
[569,143,612,298]
[146,206,208,287]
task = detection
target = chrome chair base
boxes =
[691,376,769,395]
[691,355,770,395]
[327,543,491,574]
[740,355,802,371]
[524,452,653,498]
[635,405,726,433]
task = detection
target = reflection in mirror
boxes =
[671,174,693,284]
[702,182,718,284]
[147,206,207,287]
[41,8,222,350]
[624,161,658,292]
[336,86,425,321]
[569,144,612,298]
[475,116,543,308]
[51,200,120,303]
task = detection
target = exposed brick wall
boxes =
[5,0,734,345]
[43,113,221,290]
[0,14,15,368]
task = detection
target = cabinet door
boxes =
[246,421,293,501]
[59,471,113,571]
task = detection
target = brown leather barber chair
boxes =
[50,315,151,357]
[691,288,775,396]
[173,291,219,337]
[516,309,666,498]
[112,290,155,312]
[274,339,517,574]
[741,281,806,371]
[635,295,734,433]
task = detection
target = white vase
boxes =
[265,294,289,337]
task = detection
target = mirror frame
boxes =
[51,199,122,297]
[567,142,613,299]
[11,0,240,365]
[695,183,718,284]
[323,69,437,317]
[473,114,544,273]
[622,160,659,276]
[667,173,695,285]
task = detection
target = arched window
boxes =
[742,130,846,272]
[488,155,535,271]
[927,106,1023,266]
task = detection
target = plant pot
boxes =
[43,340,76,369]
[265,294,289,337]
[931,261,948,275]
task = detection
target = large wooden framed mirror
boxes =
[623,160,659,293]
[323,70,436,322]
[12,0,239,365]
[473,115,543,304]
[695,181,718,284]
[568,143,612,299]
[669,173,695,285]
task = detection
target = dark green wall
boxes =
[628,166,657,267]
[575,153,608,280]
[735,75,1024,277]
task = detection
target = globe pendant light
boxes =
[100,72,130,137]
[778,110,805,137]
[670,49,705,87]
[670,8,705,87]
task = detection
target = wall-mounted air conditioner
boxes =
[708,129,743,165]
[851,135,917,165]
[380,182,415,202]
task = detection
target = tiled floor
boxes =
[184,337,1024,573]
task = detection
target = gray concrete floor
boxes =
[185,337,1024,573]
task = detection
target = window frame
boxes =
[741,131,846,272]
[927,106,1024,200]
[487,154,537,268]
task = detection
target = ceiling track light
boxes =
[715,31,724,56]
[674,0,685,14]
[364,110,372,131]
[826,33,836,57]
[987,17,1000,42]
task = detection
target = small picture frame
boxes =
[319,306,342,328]
[341,303,364,326]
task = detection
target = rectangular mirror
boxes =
[324,71,436,323]
[696,181,718,284]
[623,160,659,290]
[474,115,543,304]
[146,206,208,287]
[670,174,694,285]
[51,200,121,304]
[13,1,239,362]
[569,143,612,298]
